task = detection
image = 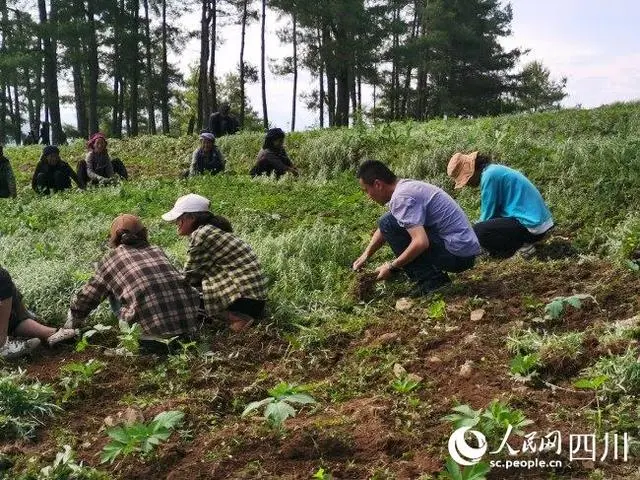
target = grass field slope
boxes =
[1,103,639,479]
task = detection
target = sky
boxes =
[61,0,640,132]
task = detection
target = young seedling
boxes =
[241,382,317,429]
[0,369,60,440]
[574,375,608,435]
[38,445,109,479]
[509,353,541,378]
[59,359,106,403]
[75,323,113,352]
[544,293,596,321]
[100,410,184,464]
[117,320,142,354]
[312,467,333,480]
[443,458,490,480]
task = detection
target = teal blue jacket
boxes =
[480,164,553,230]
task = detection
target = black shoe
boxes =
[409,276,452,297]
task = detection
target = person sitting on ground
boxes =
[162,194,268,333]
[447,152,554,258]
[0,145,16,199]
[32,145,84,194]
[1,267,77,360]
[353,160,481,296]
[77,132,129,187]
[188,131,225,177]
[250,128,299,178]
[208,103,239,138]
[65,215,201,353]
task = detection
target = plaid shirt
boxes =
[185,224,267,316]
[70,245,200,337]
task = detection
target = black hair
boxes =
[356,160,397,185]
[475,154,492,173]
[187,211,234,233]
[110,228,150,248]
[263,128,285,150]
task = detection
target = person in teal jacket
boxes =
[447,151,554,258]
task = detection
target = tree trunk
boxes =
[350,68,357,121]
[34,37,43,134]
[197,0,209,130]
[72,61,88,137]
[209,0,217,112]
[11,83,21,144]
[24,67,36,133]
[322,26,335,126]
[38,0,63,144]
[239,0,248,128]
[0,0,5,142]
[143,0,156,134]
[260,0,268,129]
[317,26,324,128]
[129,0,140,136]
[160,0,169,133]
[401,2,419,118]
[291,12,297,131]
[87,0,99,134]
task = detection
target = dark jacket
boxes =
[208,112,239,137]
[0,156,17,198]
[189,147,225,176]
[32,158,81,193]
[250,148,297,178]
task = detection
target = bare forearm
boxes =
[364,229,386,258]
[392,240,428,269]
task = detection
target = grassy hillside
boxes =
[1,103,640,479]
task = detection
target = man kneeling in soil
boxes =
[353,160,480,296]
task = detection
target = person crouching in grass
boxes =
[65,214,201,354]
[162,194,268,332]
[447,152,554,259]
[0,267,77,360]
[32,145,84,194]
[353,160,481,296]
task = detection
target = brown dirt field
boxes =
[2,258,640,479]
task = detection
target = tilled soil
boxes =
[2,258,640,479]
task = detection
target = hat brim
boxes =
[161,209,183,222]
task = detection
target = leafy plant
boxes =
[507,329,584,373]
[426,299,447,319]
[544,294,595,320]
[36,445,109,479]
[391,376,421,395]
[574,375,608,434]
[580,348,640,399]
[100,410,185,464]
[312,468,333,480]
[0,369,60,440]
[442,458,490,480]
[75,323,113,352]
[509,353,540,377]
[242,382,317,428]
[442,401,532,445]
[59,359,106,403]
[117,320,142,354]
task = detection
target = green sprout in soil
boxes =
[100,410,185,464]
[242,382,317,429]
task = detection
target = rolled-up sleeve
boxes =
[390,195,424,228]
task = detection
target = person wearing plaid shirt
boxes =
[67,215,200,340]
[163,194,268,332]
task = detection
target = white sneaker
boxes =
[46,328,78,347]
[0,338,41,359]
[514,244,536,259]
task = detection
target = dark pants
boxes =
[378,213,476,287]
[76,158,128,186]
[474,217,548,258]
[0,268,29,335]
[35,171,72,194]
